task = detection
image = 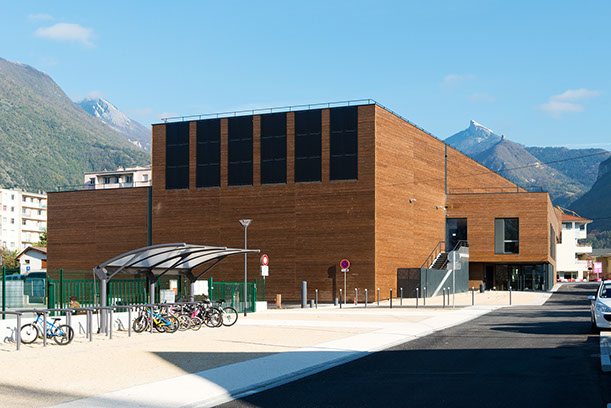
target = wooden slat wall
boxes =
[150,105,376,302]
[446,192,558,268]
[373,106,446,297]
[47,188,148,271]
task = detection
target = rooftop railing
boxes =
[52,180,152,193]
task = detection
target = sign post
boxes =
[450,252,461,308]
[260,254,269,281]
[340,259,350,305]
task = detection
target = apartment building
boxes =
[0,188,47,251]
[84,166,151,189]
[557,212,592,281]
[48,101,560,300]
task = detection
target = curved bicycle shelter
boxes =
[94,243,260,331]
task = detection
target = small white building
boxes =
[556,212,592,281]
[15,246,47,274]
[84,166,151,189]
[0,188,47,251]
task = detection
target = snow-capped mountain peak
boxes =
[76,97,151,151]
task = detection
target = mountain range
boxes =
[0,57,150,190]
[446,120,611,207]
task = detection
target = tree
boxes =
[34,229,47,248]
[0,248,19,269]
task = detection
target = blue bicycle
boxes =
[20,313,74,345]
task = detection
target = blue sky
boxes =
[1,1,610,149]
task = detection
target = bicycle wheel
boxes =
[20,324,39,344]
[133,315,148,333]
[190,316,203,331]
[203,308,222,328]
[221,307,238,327]
[53,325,74,345]
[176,314,191,331]
[154,318,166,333]
[163,316,179,333]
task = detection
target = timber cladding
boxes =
[446,192,559,267]
[48,102,557,301]
[150,105,376,302]
[47,188,148,272]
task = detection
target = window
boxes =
[10,218,14,224]
[125,175,133,183]
[89,177,95,184]
[295,109,322,183]
[38,198,42,205]
[196,119,221,188]
[165,121,190,190]
[330,106,358,180]
[2,205,5,211]
[10,207,14,212]
[10,242,14,248]
[11,194,14,200]
[22,220,26,226]
[579,223,586,231]
[495,218,519,254]
[260,113,287,184]
[37,210,41,215]
[22,197,26,202]
[25,259,29,264]
[143,174,149,182]
[228,116,253,186]
[103,177,111,184]
[30,197,33,203]
[550,224,556,260]
[562,222,571,230]
[22,209,26,214]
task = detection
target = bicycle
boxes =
[20,313,74,345]
[215,300,238,327]
[132,307,179,333]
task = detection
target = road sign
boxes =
[340,259,350,269]
[450,252,461,270]
[26,265,31,272]
[594,262,603,274]
[261,265,269,277]
[261,254,269,266]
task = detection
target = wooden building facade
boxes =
[48,102,560,300]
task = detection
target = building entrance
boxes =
[486,264,548,291]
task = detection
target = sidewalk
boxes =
[0,290,552,408]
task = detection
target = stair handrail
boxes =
[451,240,469,252]
[422,241,445,269]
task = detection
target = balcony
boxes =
[575,244,592,254]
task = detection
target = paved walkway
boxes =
[0,290,550,407]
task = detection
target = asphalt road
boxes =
[219,283,611,408]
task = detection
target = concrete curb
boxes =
[601,332,611,373]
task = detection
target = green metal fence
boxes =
[47,277,147,309]
[208,278,259,313]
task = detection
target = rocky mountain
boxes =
[570,156,611,232]
[524,146,610,188]
[445,120,502,156]
[77,97,151,151]
[446,121,610,206]
[0,57,150,190]
[472,138,586,206]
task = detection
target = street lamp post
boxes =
[239,219,253,316]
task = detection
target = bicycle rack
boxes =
[0,311,23,351]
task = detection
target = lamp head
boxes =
[239,219,253,228]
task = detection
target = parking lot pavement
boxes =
[0,290,550,407]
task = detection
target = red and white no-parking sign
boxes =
[340,259,350,269]
[261,254,269,266]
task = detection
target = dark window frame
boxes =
[330,106,358,181]
[294,109,322,183]
[196,119,221,189]
[165,121,190,190]
[227,116,253,187]
[260,113,287,185]
[495,217,519,254]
